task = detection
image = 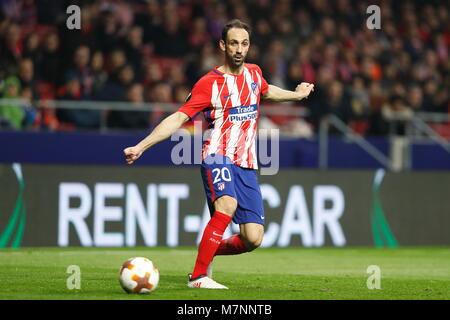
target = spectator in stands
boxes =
[285,60,304,91]
[406,85,424,111]
[186,42,221,86]
[173,84,191,104]
[276,19,297,59]
[122,26,144,79]
[246,42,262,67]
[148,81,173,126]
[17,58,38,100]
[325,80,352,124]
[92,7,122,53]
[110,0,134,30]
[252,18,272,49]
[306,65,333,124]
[97,64,134,101]
[65,45,93,98]
[262,39,287,87]
[381,95,413,135]
[3,0,37,25]
[293,44,316,83]
[423,79,448,113]
[56,72,101,129]
[231,3,250,24]
[142,61,163,89]
[22,32,41,66]
[188,17,212,49]
[153,12,189,57]
[20,86,37,129]
[0,23,21,75]
[35,0,64,25]
[133,0,162,45]
[107,48,127,83]
[38,31,60,86]
[57,2,96,73]
[360,57,383,83]
[205,2,228,41]
[0,76,24,129]
[166,64,186,87]
[107,83,149,130]
[380,63,397,91]
[249,0,271,25]
[349,76,370,119]
[91,51,108,96]
[367,81,388,136]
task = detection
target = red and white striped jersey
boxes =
[178,63,269,169]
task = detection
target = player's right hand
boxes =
[295,82,315,100]
[123,146,143,165]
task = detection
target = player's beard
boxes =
[226,52,246,69]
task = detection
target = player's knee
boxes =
[214,196,237,216]
[247,240,261,252]
[243,234,263,251]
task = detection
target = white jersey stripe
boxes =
[207,80,225,156]
[239,68,259,167]
[225,74,243,161]
[255,71,262,89]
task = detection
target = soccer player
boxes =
[123,19,314,289]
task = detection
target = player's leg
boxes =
[215,222,264,255]
[215,166,264,256]
[188,155,237,288]
[239,222,264,250]
[188,195,237,289]
[190,195,237,279]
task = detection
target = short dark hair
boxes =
[221,19,251,42]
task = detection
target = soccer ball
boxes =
[119,257,159,294]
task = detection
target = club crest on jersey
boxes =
[251,82,259,96]
[217,182,225,191]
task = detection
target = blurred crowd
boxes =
[0,0,449,136]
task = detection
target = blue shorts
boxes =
[200,154,264,225]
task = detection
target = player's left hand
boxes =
[123,146,143,165]
[295,82,315,100]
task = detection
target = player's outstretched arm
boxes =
[123,111,190,164]
[262,83,314,102]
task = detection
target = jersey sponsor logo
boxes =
[223,92,234,99]
[228,104,258,122]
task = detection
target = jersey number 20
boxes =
[212,167,232,184]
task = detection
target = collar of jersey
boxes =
[213,66,244,77]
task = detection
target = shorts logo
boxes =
[251,82,259,96]
[217,182,225,191]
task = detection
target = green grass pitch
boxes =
[0,247,448,300]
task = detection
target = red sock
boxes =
[215,234,249,256]
[191,211,231,279]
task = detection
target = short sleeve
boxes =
[178,79,211,119]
